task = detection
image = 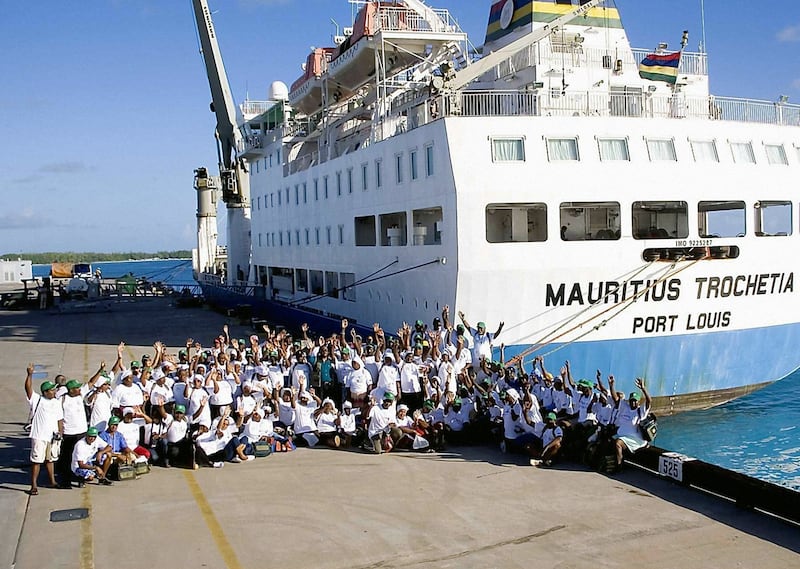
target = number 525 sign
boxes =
[658,452,695,482]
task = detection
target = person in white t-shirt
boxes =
[315,399,342,448]
[56,378,90,488]
[293,390,320,445]
[71,427,113,486]
[609,377,652,469]
[366,392,397,454]
[24,364,63,495]
[337,401,358,447]
[458,311,504,363]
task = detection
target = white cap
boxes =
[120,370,132,380]
[343,401,353,409]
[123,407,135,415]
[94,377,108,388]
[397,404,409,412]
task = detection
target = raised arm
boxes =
[457,310,471,333]
[635,377,651,409]
[608,375,620,405]
[111,342,125,373]
[24,362,34,400]
[493,320,505,339]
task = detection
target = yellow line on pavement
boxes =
[182,471,243,569]
[80,487,94,569]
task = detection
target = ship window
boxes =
[296,269,308,293]
[486,203,547,243]
[324,176,329,199]
[278,191,282,206]
[690,140,719,163]
[491,138,525,162]
[355,216,377,247]
[315,228,320,245]
[310,270,323,295]
[698,201,745,238]
[347,168,353,193]
[314,178,319,201]
[340,272,356,302]
[764,144,788,165]
[395,153,404,184]
[326,226,332,245]
[338,224,344,244]
[376,159,383,188]
[257,196,261,210]
[598,138,629,161]
[285,187,289,203]
[295,230,300,246]
[258,233,262,247]
[287,231,291,246]
[380,212,408,246]
[295,185,299,205]
[645,139,677,161]
[336,171,342,196]
[796,145,800,163]
[412,207,443,245]
[754,200,792,236]
[269,267,294,296]
[303,182,308,203]
[279,233,284,246]
[546,138,579,161]
[325,271,339,298]
[361,163,368,191]
[410,150,419,180]
[632,201,689,239]
[730,141,755,164]
[559,202,619,241]
[305,228,310,245]
[426,145,434,176]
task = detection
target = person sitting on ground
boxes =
[239,408,273,454]
[99,416,134,465]
[501,389,540,460]
[366,392,397,454]
[337,401,358,448]
[533,412,563,467]
[390,404,417,449]
[118,407,151,460]
[71,427,113,487]
[609,377,652,470]
[165,404,192,468]
[293,390,321,446]
[315,399,342,448]
[195,415,253,467]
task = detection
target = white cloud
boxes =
[38,161,90,174]
[777,24,800,42]
[0,210,51,230]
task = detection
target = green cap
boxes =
[453,398,462,405]
[629,392,642,401]
[86,427,99,436]
[382,392,395,401]
[40,381,57,393]
[108,416,121,425]
[238,339,246,345]
[341,347,350,354]
[66,379,82,390]
[130,360,141,368]
[423,399,435,408]
[477,321,486,329]
[269,350,278,357]
[415,320,424,326]
[174,404,186,414]
[179,349,187,356]
[546,412,557,421]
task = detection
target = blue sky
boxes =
[1,0,798,254]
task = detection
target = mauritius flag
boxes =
[638,51,681,84]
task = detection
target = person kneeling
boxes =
[71,427,113,486]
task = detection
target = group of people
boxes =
[24,305,653,495]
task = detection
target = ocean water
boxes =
[32,259,196,290]
[30,259,800,490]
[656,368,800,491]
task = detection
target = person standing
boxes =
[24,364,64,495]
[56,378,91,488]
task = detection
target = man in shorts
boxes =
[24,364,63,495]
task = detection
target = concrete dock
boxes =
[1,299,798,569]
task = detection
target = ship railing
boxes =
[240,100,272,118]
[434,90,800,126]
[489,44,707,81]
[375,7,461,35]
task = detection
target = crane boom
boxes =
[446,0,606,91]
[191,0,252,285]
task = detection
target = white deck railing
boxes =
[375,7,461,34]
[438,90,800,127]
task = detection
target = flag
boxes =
[638,51,681,84]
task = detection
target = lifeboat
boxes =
[288,47,335,115]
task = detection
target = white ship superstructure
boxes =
[192,0,800,413]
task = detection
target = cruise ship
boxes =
[190,0,800,414]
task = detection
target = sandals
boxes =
[26,488,39,496]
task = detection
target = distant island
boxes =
[1,251,192,264]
